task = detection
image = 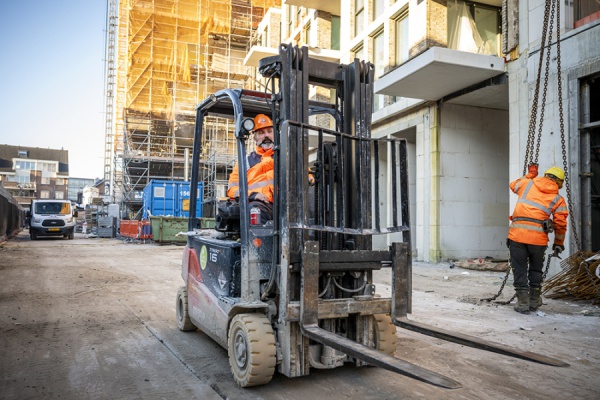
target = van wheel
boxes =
[176,287,197,332]
[69,232,74,240]
[228,313,276,387]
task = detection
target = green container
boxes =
[149,216,188,244]
[149,216,215,244]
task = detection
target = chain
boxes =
[523,0,552,174]
[534,0,556,163]
[479,257,514,303]
[480,252,554,304]
[553,0,581,250]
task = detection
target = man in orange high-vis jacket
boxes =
[507,164,568,314]
[227,114,275,223]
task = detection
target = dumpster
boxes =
[149,216,188,244]
[150,216,215,244]
[142,180,203,220]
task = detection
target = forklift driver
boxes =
[227,114,275,224]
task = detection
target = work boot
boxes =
[529,287,542,311]
[514,288,530,314]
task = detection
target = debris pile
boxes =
[543,251,600,304]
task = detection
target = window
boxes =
[575,0,600,27]
[354,45,365,61]
[355,0,364,37]
[296,6,302,29]
[304,22,312,46]
[287,6,293,34]
[55,191,64,200]
[395,13,409,65]
[40,190,50,199]
[372,31,386,111]
[447,1,501,57]
[57,178,65,186]
[18,150,28,157]
[15,160,35,170]
[331,16,340,50]
[41,177,50,184]
[39,162,57,172]
[373,0,385,20]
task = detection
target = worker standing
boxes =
[507,164,568,314]
[227,114,275,223]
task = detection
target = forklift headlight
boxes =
[242,117,255,133]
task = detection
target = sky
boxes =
[0,0,107,180]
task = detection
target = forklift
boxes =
[177,44,568,388]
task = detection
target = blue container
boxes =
[142,180,203,220]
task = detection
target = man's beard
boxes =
[260,138,274,149]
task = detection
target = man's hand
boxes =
[527,163,539,178]
[249,192,268,203]
[553,244,564,257]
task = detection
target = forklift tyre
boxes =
[373,314,397,356]
[176,287,197,332]
[228,313,276,387]
[30,231,36,241]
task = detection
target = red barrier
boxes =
[120,220,140,238]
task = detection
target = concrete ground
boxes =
[0,230,598,400]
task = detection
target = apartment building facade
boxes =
[246,1,600,269]
[0,145,70,210]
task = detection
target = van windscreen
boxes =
[35,202,71,215]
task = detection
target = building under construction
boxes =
[104,0,278,217]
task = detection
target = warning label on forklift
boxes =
[200,245,208,270]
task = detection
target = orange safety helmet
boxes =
[253,114,273,131]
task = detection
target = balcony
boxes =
[374,47,507,109]
[283,0,340,15]
[244,45,340,67]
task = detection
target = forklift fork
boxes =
[300,241,568,389]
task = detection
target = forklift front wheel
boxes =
[176,287,197,332]
[228,313,276,387]
[373,314,398,356]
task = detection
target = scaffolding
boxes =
[106,0,279,216]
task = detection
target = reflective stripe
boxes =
[517,197,552,214]
[555,233,565,239]
[248,180,274,191]
[548,194,561,211]
[554,205,568,213]
[510,222,546,233]
[228,181,238,189]
[515,180,522,193]
[512,217,545,224]
[522,180,533,197]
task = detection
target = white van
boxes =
[28,199,77,240]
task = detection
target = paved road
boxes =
[1,231,599,399]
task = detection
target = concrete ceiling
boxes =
[374,47,506,103]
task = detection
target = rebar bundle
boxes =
[543,251,600,304]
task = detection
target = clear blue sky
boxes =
[0,0,107,180]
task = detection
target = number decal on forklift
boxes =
[200,245,208,270]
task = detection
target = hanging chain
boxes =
[534,0,556,163]
[523,0,552,174]
[480,252,554,304]
[554,0,581,250]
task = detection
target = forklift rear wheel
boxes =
[373,314,397,356]
[228,313,276,387]
[176,287,197,331]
